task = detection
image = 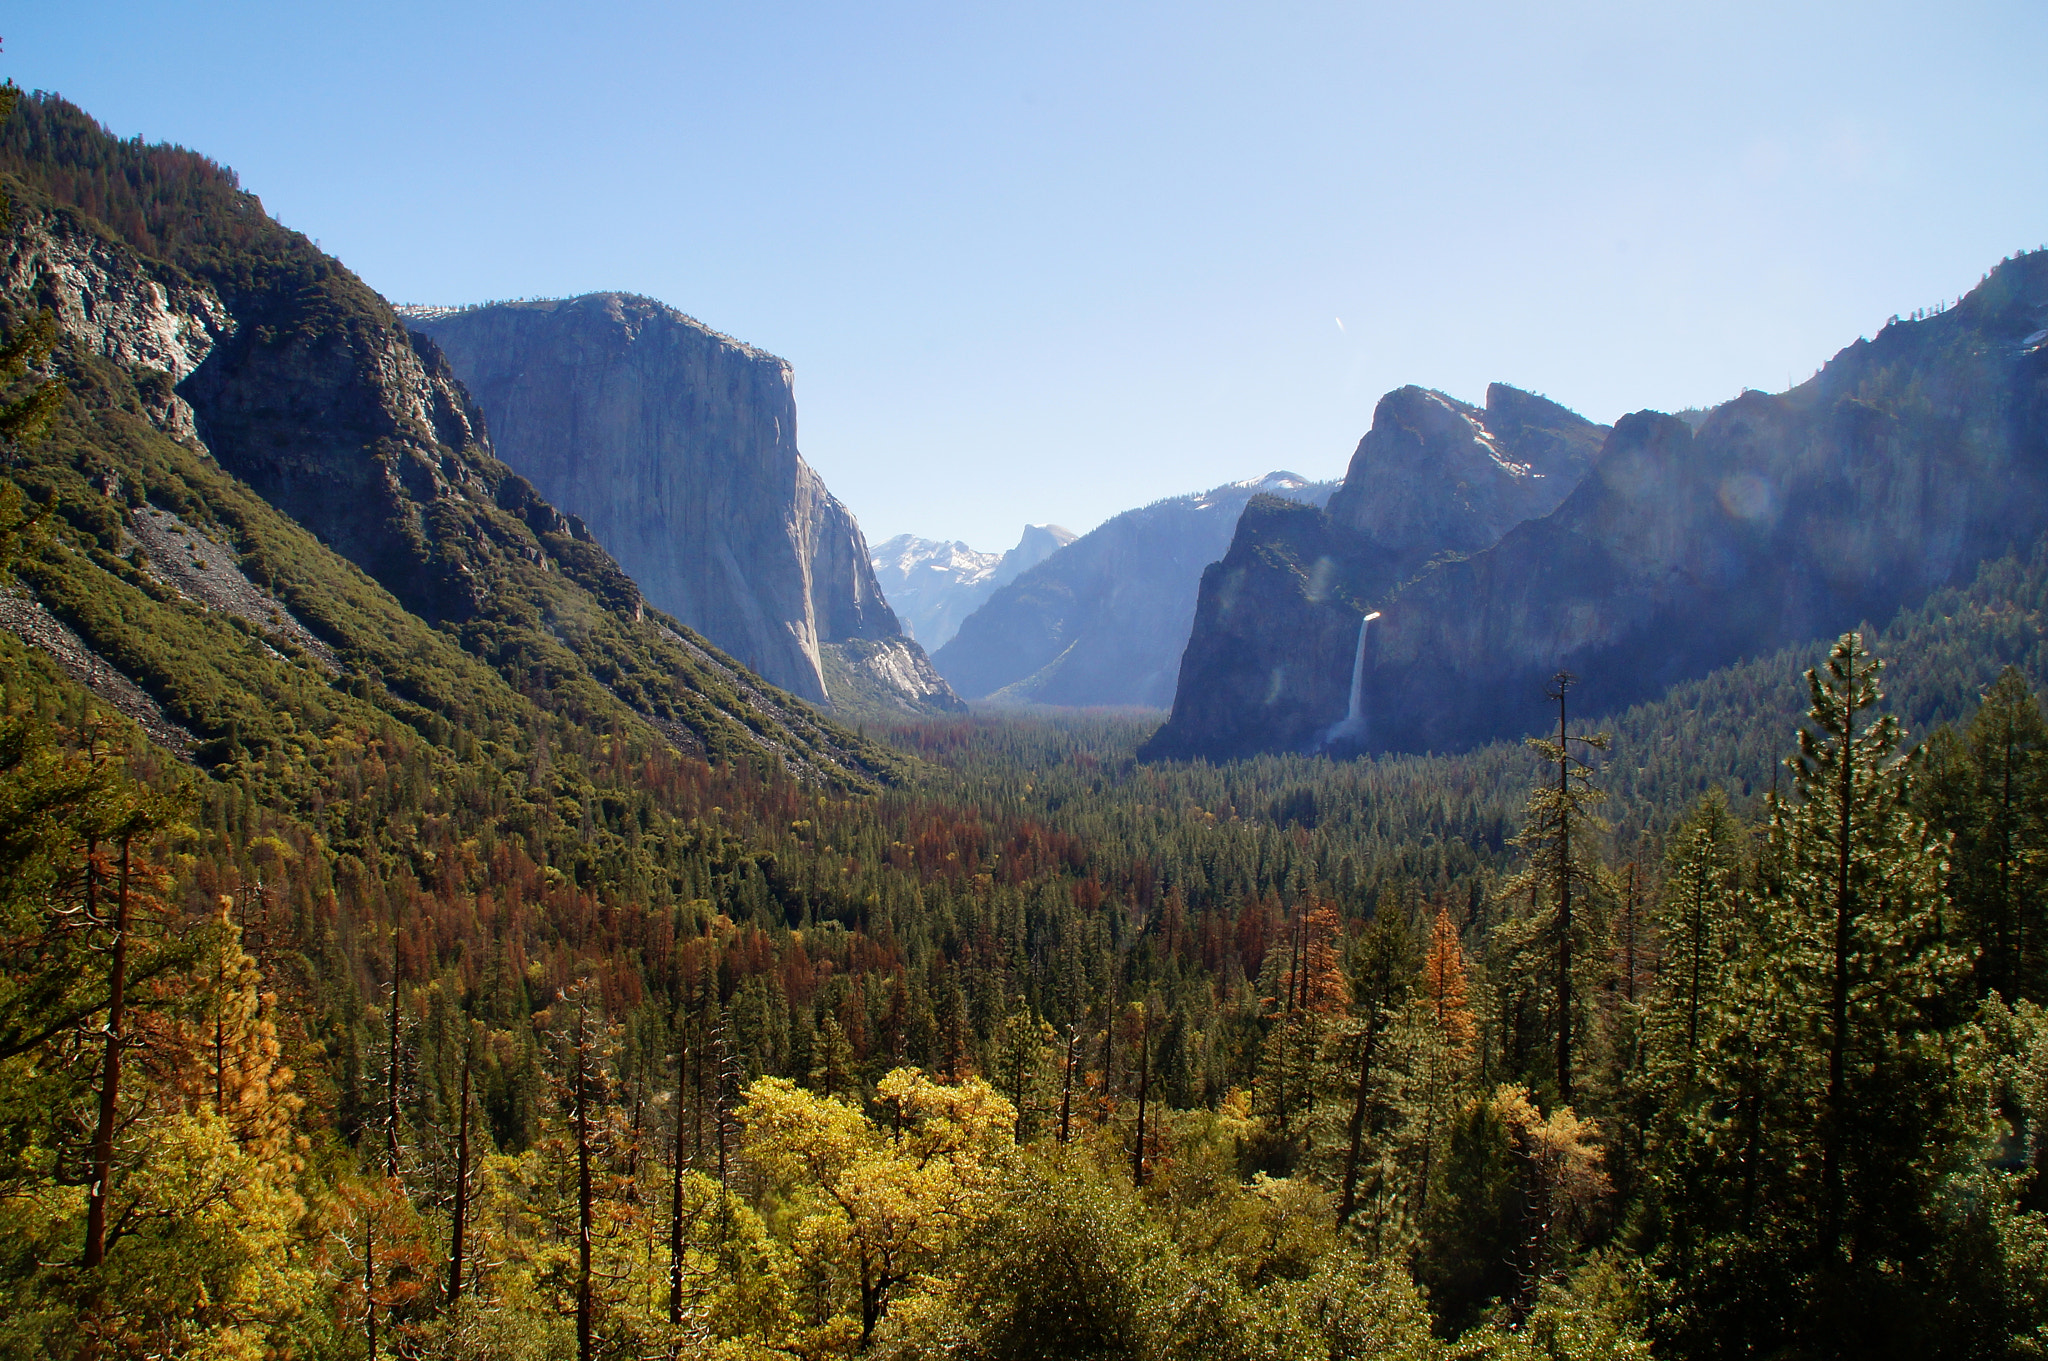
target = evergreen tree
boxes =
[1500,673,1612,1106]
[1658,634,1977,1358]
[1921,667,2048,1000]
[1331,911,1416,1230]
[1648,790,1741,1077]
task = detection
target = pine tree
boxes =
[539,980,627,1361]
[992,1005,1055,1140]
[1500,672,1612,1106]
[1261,896,1348,1153]
[1650,789,1741,1076]
[1660,634,1977,1357]
[1922,667,2048,1000]
[1332,910,1417,1232]
[1400,907,1478,1233]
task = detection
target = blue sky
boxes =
[14,3,2048,549]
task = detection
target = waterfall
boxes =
[1320,610,1380,749]
[1344,611,1378,726]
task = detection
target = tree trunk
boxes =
[1335,1007,1382,1226]
[83,835,129,1269]
[366,1220,379,1360]
[1822,667,1856,1258]
[214,921,228,1117]
[1687,876,1706,1060]
[386,978,403,1178]
[448,1042,472,1305]
[1556,685,1574,1108]
[859,1266,883,1351]
[1622,863,1639,1005]
[2000,716,2017,994]
[576,1017,595,1361]
[1059,1025,1077,1145]
[1131,1004,1151,1188]
[669,1031,687,1331]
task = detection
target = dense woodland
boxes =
[10,82,2048,1361]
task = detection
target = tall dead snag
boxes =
[82,832,129,1270]
[668,1023,688,1332]
[447,1023,475,1306]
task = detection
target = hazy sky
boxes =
[14,3,2048,548]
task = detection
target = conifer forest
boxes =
[7,63,2048,1361]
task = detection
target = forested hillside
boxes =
[8,82,2048,1361]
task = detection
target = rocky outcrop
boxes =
[872,523,1075,650]
[1143,388,1604,759]
[407,295,959,712]
[936,472,1337,709]
[1148,255,2048,760]
[0,198,233,443]
[820,637,968,716]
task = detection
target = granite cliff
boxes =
[1148,258,2048,760]
[935,472,1337,709]
[407,295,962,715]
[1143,386,1605,758]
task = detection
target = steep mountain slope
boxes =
[1143,385,1607,759]
[935,472,1338,708]
[405,295,962,716]
[1147,261,2048,759]
[871,522,1074,649]
[0,92,904,789]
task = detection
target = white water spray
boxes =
[1344,611,1379,726]
[1320,611,1380,749]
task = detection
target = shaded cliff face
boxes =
[408,295,944,709]
[935,472,1335,708]
[1143,387,1603,760]
[1149,254,2048,760]
[871,523,1075,650]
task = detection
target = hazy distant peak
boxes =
[871,527,1075,651]
[1190,470,1334,513]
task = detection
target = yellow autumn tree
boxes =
[739,1067,1015,1351]
[1489,1084,1610,1319]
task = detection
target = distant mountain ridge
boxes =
[405,294,964,718]
[871,523,1075,650]
[1145,258,2048,760]
[935,471,1337,708]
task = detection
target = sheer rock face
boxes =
[1149,253,2048,761]
[1144,386,1605,760]
[409,295,944,708]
